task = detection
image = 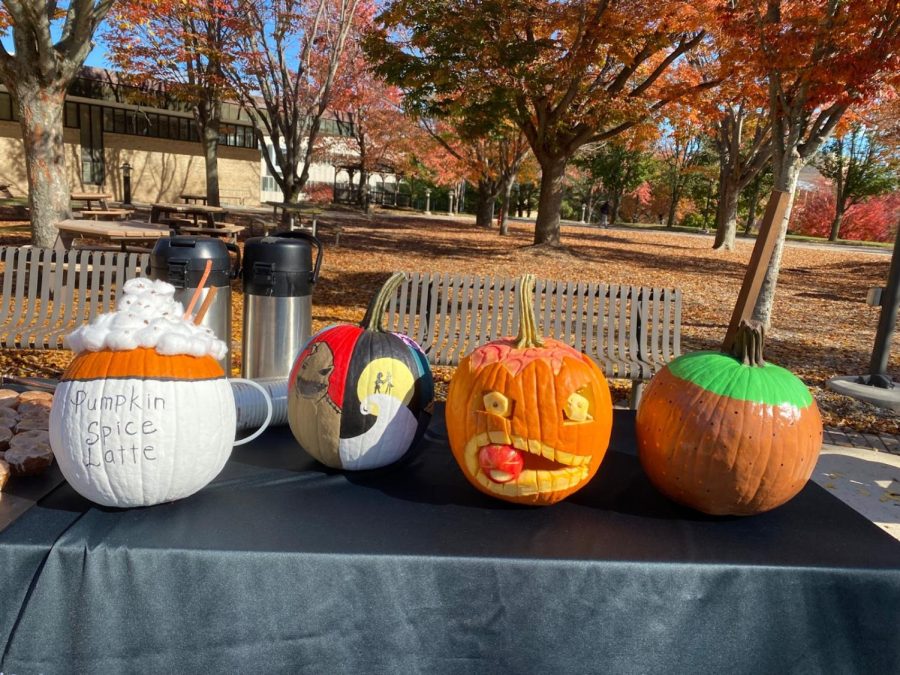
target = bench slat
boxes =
[413,272,430,347]
[375,272,683,398]
[0,246,149,352]
[34,252,69,348]
[649,288,660,368]
[30,249,58,347]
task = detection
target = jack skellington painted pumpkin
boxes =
[288,272,433,470]
[445,275,613,505]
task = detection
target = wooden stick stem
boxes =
[193,286,219,325]
[721,190,791,352]
[183,259,213,320]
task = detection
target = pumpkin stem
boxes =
[514,274,545,349]
[361,272,407,332]
[727,320,766,367]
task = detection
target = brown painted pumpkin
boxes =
[446,275,613,505]
[636,321,822,516]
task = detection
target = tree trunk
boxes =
[200,117,221,207]
[713,173,741,250]
[499,176,516,236]
[751,157,803,328]
[474,181,495,227]
[358,169,370,210]
[280,175,303,225]
[829,203,845,241]
[666,188,679,228]
[610,191,622,224]
[17,86,69,248]
[358,142,369,209]
[534,155,567,245]
[744,182,761,234]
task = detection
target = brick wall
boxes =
[0,120,260,205]
[0,121,82,196]
[104,134,260,205]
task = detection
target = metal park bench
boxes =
[0,246,148,350]
[378,272,683,407]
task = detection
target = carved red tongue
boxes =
[478,444,524,483]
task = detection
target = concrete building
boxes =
[0,68,373,207]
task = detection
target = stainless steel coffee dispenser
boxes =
[149,236,239,374]
[241,231,323,380]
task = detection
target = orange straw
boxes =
[183,259,213,320]
[193,286,219,325]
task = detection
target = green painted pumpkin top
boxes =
[667,351,813,408]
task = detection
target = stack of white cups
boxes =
[232,377,289,431]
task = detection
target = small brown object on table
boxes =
[5,442,53,476]
[54,218,171,252]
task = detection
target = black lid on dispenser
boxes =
[242,230,323,297]
[149,236,233,288]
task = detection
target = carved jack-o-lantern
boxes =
[446,275,613,505]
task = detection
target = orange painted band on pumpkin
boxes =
[62,347,226,382]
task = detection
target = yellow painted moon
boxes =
[357,358,415,409]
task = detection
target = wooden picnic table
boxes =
[264,201,324,230]
[53,218,171,252]
[80,208,134,221]
[150,202,227,230]
[180,193,209,205]
[179,223,246,244]
[70,192,113,210]
[262,202,362,245]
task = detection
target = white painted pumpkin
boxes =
[48,277,242,508]
[50,348,236,507]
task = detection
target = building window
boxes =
[65,102,78,128]
[80,104,104,185]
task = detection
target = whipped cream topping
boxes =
[65,278,228,361]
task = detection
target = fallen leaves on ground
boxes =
[1,211,897,435]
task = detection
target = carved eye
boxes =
[564,391,593,423]
[483,391,512,417]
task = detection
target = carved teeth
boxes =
[489,430,511,445]
[465,434,594,498]
[468,435,591,466]
[556,448,591,467]
[489,469,515,483]
[474,466,589,497]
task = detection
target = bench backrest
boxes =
[0,246,149,350]
[380,272,682,380]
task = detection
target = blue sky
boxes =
[1,26,110,69]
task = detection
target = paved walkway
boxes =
[825,427,900,455]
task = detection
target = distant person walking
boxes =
[599,201,611,228]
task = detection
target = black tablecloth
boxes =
[1,406,898,674]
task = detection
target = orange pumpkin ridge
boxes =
[62,347,225,381]
[446,274,613,505]
[636,352,822,516]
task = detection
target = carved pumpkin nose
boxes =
[475,410,513,445]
